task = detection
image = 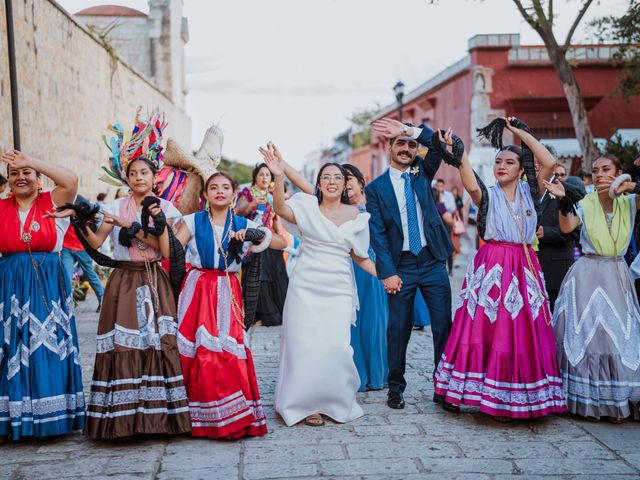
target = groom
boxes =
[366,118,453,410]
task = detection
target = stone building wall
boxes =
[0,0,191,198]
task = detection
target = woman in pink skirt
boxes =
[433,118,567,421]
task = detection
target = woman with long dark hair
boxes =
[55,111,191,439]
[168,171,284,438]
[0,150,84,440]
[434,118,566,421]
[546,154,640,423]
[236,163,288,326]
[260,143,376,427]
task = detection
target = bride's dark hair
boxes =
[314,162,350,205]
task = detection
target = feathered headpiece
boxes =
[100,107,167,186]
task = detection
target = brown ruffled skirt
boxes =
[85,261,191,439]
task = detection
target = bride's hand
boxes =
[259,143,285,177]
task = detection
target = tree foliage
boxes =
[219,157,254,184]
[601,133,640,170]
[349,105,379,149]
[590,1,640,100]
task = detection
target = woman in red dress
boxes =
[167,172,285,438]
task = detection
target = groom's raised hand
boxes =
[372,118,411,139]
[383,275,403,295]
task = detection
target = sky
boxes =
[57,0,630,168]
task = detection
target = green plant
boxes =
[601,133,640,170]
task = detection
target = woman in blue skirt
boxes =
[0,150,84,440]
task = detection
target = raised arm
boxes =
[506,118,555,193]
[259,143,296,224]
[1,150,78,205]
[372,118,442,178]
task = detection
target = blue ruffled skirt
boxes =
[0,252,85,439]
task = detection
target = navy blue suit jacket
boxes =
[365,127,455,279]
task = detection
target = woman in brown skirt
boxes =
[62,111,191,439]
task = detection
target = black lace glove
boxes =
[140,196,166,237]
[558,181,585,216]
[430,130,465,168]
[58,201,100,235]
[227,229,266,264]
[118,221,142,247]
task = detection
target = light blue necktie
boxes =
[401,172,422,255]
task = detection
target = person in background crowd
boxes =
[96,192,107,206]
[582,172,595,194]
[435,178,457,213]
[236,163,288,327]
[61,194,105,312]
[0,173,7,199]
[537,163,583,310]
[434,188,456,274]
[452,186,464,217]
[114,188,126,199]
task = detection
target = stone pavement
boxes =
[2,237,639,479]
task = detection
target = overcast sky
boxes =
[58,0,630,168]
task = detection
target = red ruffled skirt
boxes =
[177,268,267,438]
[434,241,566,418]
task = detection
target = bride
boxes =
[260,142,376,427]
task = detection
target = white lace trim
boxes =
[554,276,640,370]
[188,390,265,426]
[0,393,85,417]
[88,386,187,408]
[95,284,177,353]
[435,364,565,406]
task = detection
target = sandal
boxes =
[304,414,325,427]
[607,417,625,425]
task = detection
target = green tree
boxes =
[430,1,600,170]
[602,133,640,170]
[590,1,640,100]
[219,157,254,185]
[349,105,379,149]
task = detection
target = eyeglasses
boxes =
[320,174,344,183]
[555,172,567,178]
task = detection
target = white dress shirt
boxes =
[388,166,428,252]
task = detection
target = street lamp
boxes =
[393,80,405,123]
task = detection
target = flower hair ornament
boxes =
[100,107,167,186]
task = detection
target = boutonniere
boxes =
[410,165,420,176]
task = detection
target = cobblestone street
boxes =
[2,240,639,479]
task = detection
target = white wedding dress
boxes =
[275,193,369,426]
